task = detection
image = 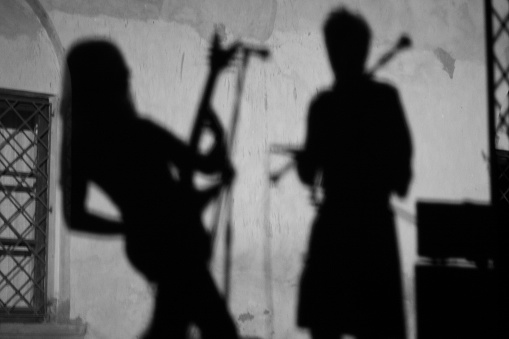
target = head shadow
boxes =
[61,39,135,129]
[323,8,371,81]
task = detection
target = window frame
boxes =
[0,88,55,322]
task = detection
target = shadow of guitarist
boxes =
[60,35,239,339]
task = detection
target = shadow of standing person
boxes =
[60,37,239,339]
[295,8,412,339]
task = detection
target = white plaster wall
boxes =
[0,1,490,339]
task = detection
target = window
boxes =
[0,88,52,321]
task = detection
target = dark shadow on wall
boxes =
[60,37,239,339]
[293,8,412,339]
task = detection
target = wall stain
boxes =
[238,311,255,322]
[227,78,230,101]
[214,22,227,43]
[180,52,185,81]
[42,0,277,42]
[434,47,455,79]
[42,0,164,22]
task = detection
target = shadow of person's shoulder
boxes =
[367,77,401,97]
[309,87,338,111]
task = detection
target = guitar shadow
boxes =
[60,39,238,339]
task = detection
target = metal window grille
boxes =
[499,150,509,206]
[0,89,52,321]
[487,0,509,209]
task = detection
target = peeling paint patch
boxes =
[434,47,456,79]
[238,311,255,323]
[0,0,41,39]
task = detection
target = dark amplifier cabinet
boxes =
[416,201,500,338]
[416,264,498,339]
[417,202,495,263]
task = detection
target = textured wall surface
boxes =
[0,1,489,339]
